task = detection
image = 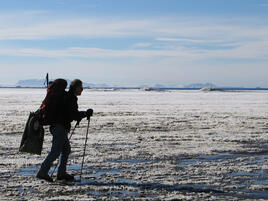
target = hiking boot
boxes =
[36,170,53,182]
[57,173,74,181]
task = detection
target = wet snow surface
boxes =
[0,88,268,200]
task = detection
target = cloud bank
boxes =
[0,10,267,87]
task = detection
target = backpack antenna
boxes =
[44,73,49,88]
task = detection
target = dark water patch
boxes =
[17,166,38,176]
[227,169,268,186]
[87,189,139,198]
[111,158,154,164]
[177,153,230,168]
[117,178,137,184]
[17,187,35,197]
[87,190,103,196]
[16,166,226,198]
[16,164,121,179]
[77,180,224,195]
[90,168,121,178]
[69,165,122,182]
[136,183,224,194]
[228,189,268,200]
[234,150,268,156]
[106,143,134,147]
[80,176,138,187]
[58,176,224,196]
[17,163,84,177]
[178,152,268,168]
[0,132,22,136]
[15,153,268,200]
[66,163,84,172]
[199,152,234,161]
[228,171,255,177]
[176,152,268,200]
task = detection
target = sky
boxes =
[0,0,268,87]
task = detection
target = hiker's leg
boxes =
[57,134,71,175]
[39,124,65,174]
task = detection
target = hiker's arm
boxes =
[67,96,85,121]
[67,95,93,122]
[70,107,86,121]
[72,109,93,125]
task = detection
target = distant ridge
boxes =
[15,80,218,89]
[16,79,46,88]
[0,79,266,90]
[15,79,97,88]
[184,83,217,88]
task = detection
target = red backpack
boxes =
[39,79,67,125]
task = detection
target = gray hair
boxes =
[69,79,82,93]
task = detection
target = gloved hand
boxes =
[86,108,93,119]
[76,116,82,125]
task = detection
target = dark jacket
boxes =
[57,92,86,131]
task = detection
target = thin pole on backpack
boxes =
[79,117,90,181]
[44,73,49,88]
[50,122,78,177]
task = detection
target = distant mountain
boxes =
[184,83,217,88]
[138,83,184,89]
[15,80,219,89]
[16,79,99,88]
[2,80,265,89]
[16,79,46,88]
[138,83,217,89]
[154,84,166,88]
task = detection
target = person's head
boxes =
[69,79,83,96]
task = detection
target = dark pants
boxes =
[39,124,71,175]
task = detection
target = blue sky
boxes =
[0,0,268,87]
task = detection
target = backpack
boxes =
[39,78,68,125]
[19,78,67,155]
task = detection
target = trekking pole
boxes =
[79,117,90,181]
[68,121,79,140]
[50,122,79,177]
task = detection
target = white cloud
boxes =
[0,12,267,42]
[156,37,224,43]
[0,12,268,87]
[0,38,268,61]
[132,43,152,48]
[0,17,157,40]
[0,47,193,58]
[0,14,267,65]
[156,37,207,43]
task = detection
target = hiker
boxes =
[37,79,93,182]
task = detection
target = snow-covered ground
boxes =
[0,88,268,200]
